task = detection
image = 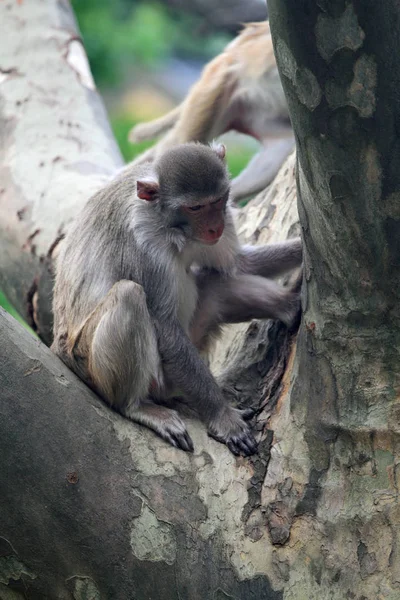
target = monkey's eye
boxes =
[188,205,203,212]
[211,198,223,205]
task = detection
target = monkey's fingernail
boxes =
[227,440,240,456]
[180,434,194,452]
[186,437,194,452]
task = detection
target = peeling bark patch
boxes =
[364,144,381,186]
[47,232,65,259]
[316,4,365,61]
[66,39,96,91]
[0,66,20,84]
[326,55,377,118]
[23,361,41,376]
[0,555,36,585]
[66,576,100,600]
[329,173,353,203]
[242,431,273,523]
[266,501,292,545]
[22,228,40,255]
[383,192,400,219]
[16,206,27,221]
[130,505,177,565]
[295,468,324,516]
[357,541,378,579]
[66,471,79,484]
[275,39,322,111]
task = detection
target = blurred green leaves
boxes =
[0,292,37,336]
[72,0,229,86]
[112,113,155,162]
[72,0,254,175]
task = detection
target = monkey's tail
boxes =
[128,105,181,143]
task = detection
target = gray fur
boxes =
[52,143,302,456]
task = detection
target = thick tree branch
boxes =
[0,0,123,342]
[0,306,285,599]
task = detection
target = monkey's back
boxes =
[52,168,149,352]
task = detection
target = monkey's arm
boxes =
[238,238,302,278]
[153,317,257,456]
[231,136,295,203]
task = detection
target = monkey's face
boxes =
[179,194,228,245]
[137,143,231,245]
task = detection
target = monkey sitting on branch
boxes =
[128,21,294,204]
[52,143,302,456]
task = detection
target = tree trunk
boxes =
[1,0,399,599]
[263,1,400,597]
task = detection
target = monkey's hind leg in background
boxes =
[64,279,194,452]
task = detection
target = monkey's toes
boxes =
[208,427,258,456]
[238,407,256,421]
[227,432,258,457]
[159,424,194,452]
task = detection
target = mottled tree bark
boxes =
[1,0,399,599]
[263,1,400,597]
[0,0,123,343]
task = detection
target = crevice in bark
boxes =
[25,276,39,333]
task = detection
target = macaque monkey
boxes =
[128,21,294,203]
[52,143,302,456]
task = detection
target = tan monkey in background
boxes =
[128,22,294,203]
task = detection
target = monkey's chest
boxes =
[175,268,198,333]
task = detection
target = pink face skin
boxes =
[182,197,226,244]
[136,167,228,246]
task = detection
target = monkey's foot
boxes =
[208,406,258,456]
[125,402,194,452]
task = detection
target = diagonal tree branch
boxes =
[0,0,123,342]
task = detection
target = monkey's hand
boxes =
[207,406,258,456]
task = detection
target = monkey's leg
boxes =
[74,280,194,452]
[239,238,303,278]
[231,136,295,203]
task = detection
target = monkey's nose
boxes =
[208,225,224,240]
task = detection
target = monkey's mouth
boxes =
[196,225,224,245]
[196,238,221,246]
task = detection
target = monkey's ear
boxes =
[210,142,226,162]
[137,178,159,201]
